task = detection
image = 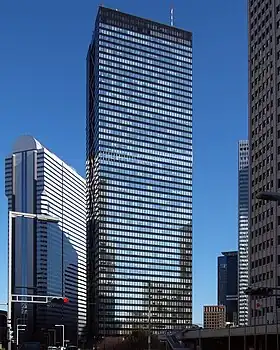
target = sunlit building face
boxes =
[87,6,193,336]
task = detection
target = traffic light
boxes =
[244,287,273,296]
[50,297,69,304]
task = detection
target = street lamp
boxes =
[8,211,59,350]
[16,323,26,347]
[55,324,65,349]
[256,191,280,203]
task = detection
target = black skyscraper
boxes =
[218,251,238,324]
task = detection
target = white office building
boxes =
[237,140,249,325]
[5,135,86,344]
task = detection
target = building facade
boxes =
[86,6,193,336]
[5,136,86,344]
[248,0,280,326]
[237,140,249,325]
[217,252,238,324]
[203,306,226,330]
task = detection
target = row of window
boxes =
[99,122,192,142]
[101,163,192,180]
[99,95,191,116]
[101,196,191,208]
[251,237,274,254]
[99,80,192,100]
[249,0,272,16]
[99,59,191,86]
[102,172,192,189]
[100,143,192,166]
[250,16,272,54]
[99,84,191,104]
[99,241,191,253]
[99,263,191,272]
[99,128,191,149]
[99,248,190,260]
[99,43,192,67]
[99,185,192,200]
[251,151,273,174]
[251,118,273,144]
[99,218,192,229]
[251,221,274,237]
[251,75,273,102]
[99,230,192,243]
[101,205,191,217]
[99,107,192,130]
[251,207,273,225]
[100,215,190,226]
[251,270,273,283]
[99,70,191,93]
[99,57,191,81]
[98,148,192,168]
[251,254,273,267]
[99,23,192,48]
[99,73,192,95]
[99,26,191,54]
[99,50,191,74]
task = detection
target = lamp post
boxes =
[8,211,59,350]
[256,191,280,350]
[225,323,231,350]
[55,324,65,349]
[148,281,151,350]
[16,324,26,347]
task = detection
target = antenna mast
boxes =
[170,6,174,26]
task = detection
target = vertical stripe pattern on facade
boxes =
[5,136,86,343]
[238,140,249,325]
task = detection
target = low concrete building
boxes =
[203,305,226,329]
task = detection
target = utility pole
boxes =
[148,281,151,350]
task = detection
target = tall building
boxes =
[217,251,238,324]
[237,140,249,325]
[86,6,193,336]
[5,135,86,344]
[248,0,280,326]
[203,305,226,329]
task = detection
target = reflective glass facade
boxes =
[87,7,192,336]
[5,136,86,344]
[217,252,238,324]
[237,140,249,325]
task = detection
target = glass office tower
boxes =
[5,136,87,344]
[87,7,193,336]
[217,252,238,324]
[237,140,249,325]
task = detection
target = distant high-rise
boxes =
[86,7,193,336]
[248,0,280,326]
[5,136,86,344]
[217,251,238,324]
[237,140,249,325]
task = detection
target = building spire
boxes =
[170,5,174,26]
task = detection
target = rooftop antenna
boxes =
[170,5,174,26]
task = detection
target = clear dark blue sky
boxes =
[0,0,248,323]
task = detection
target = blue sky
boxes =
[0,0,248,323]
